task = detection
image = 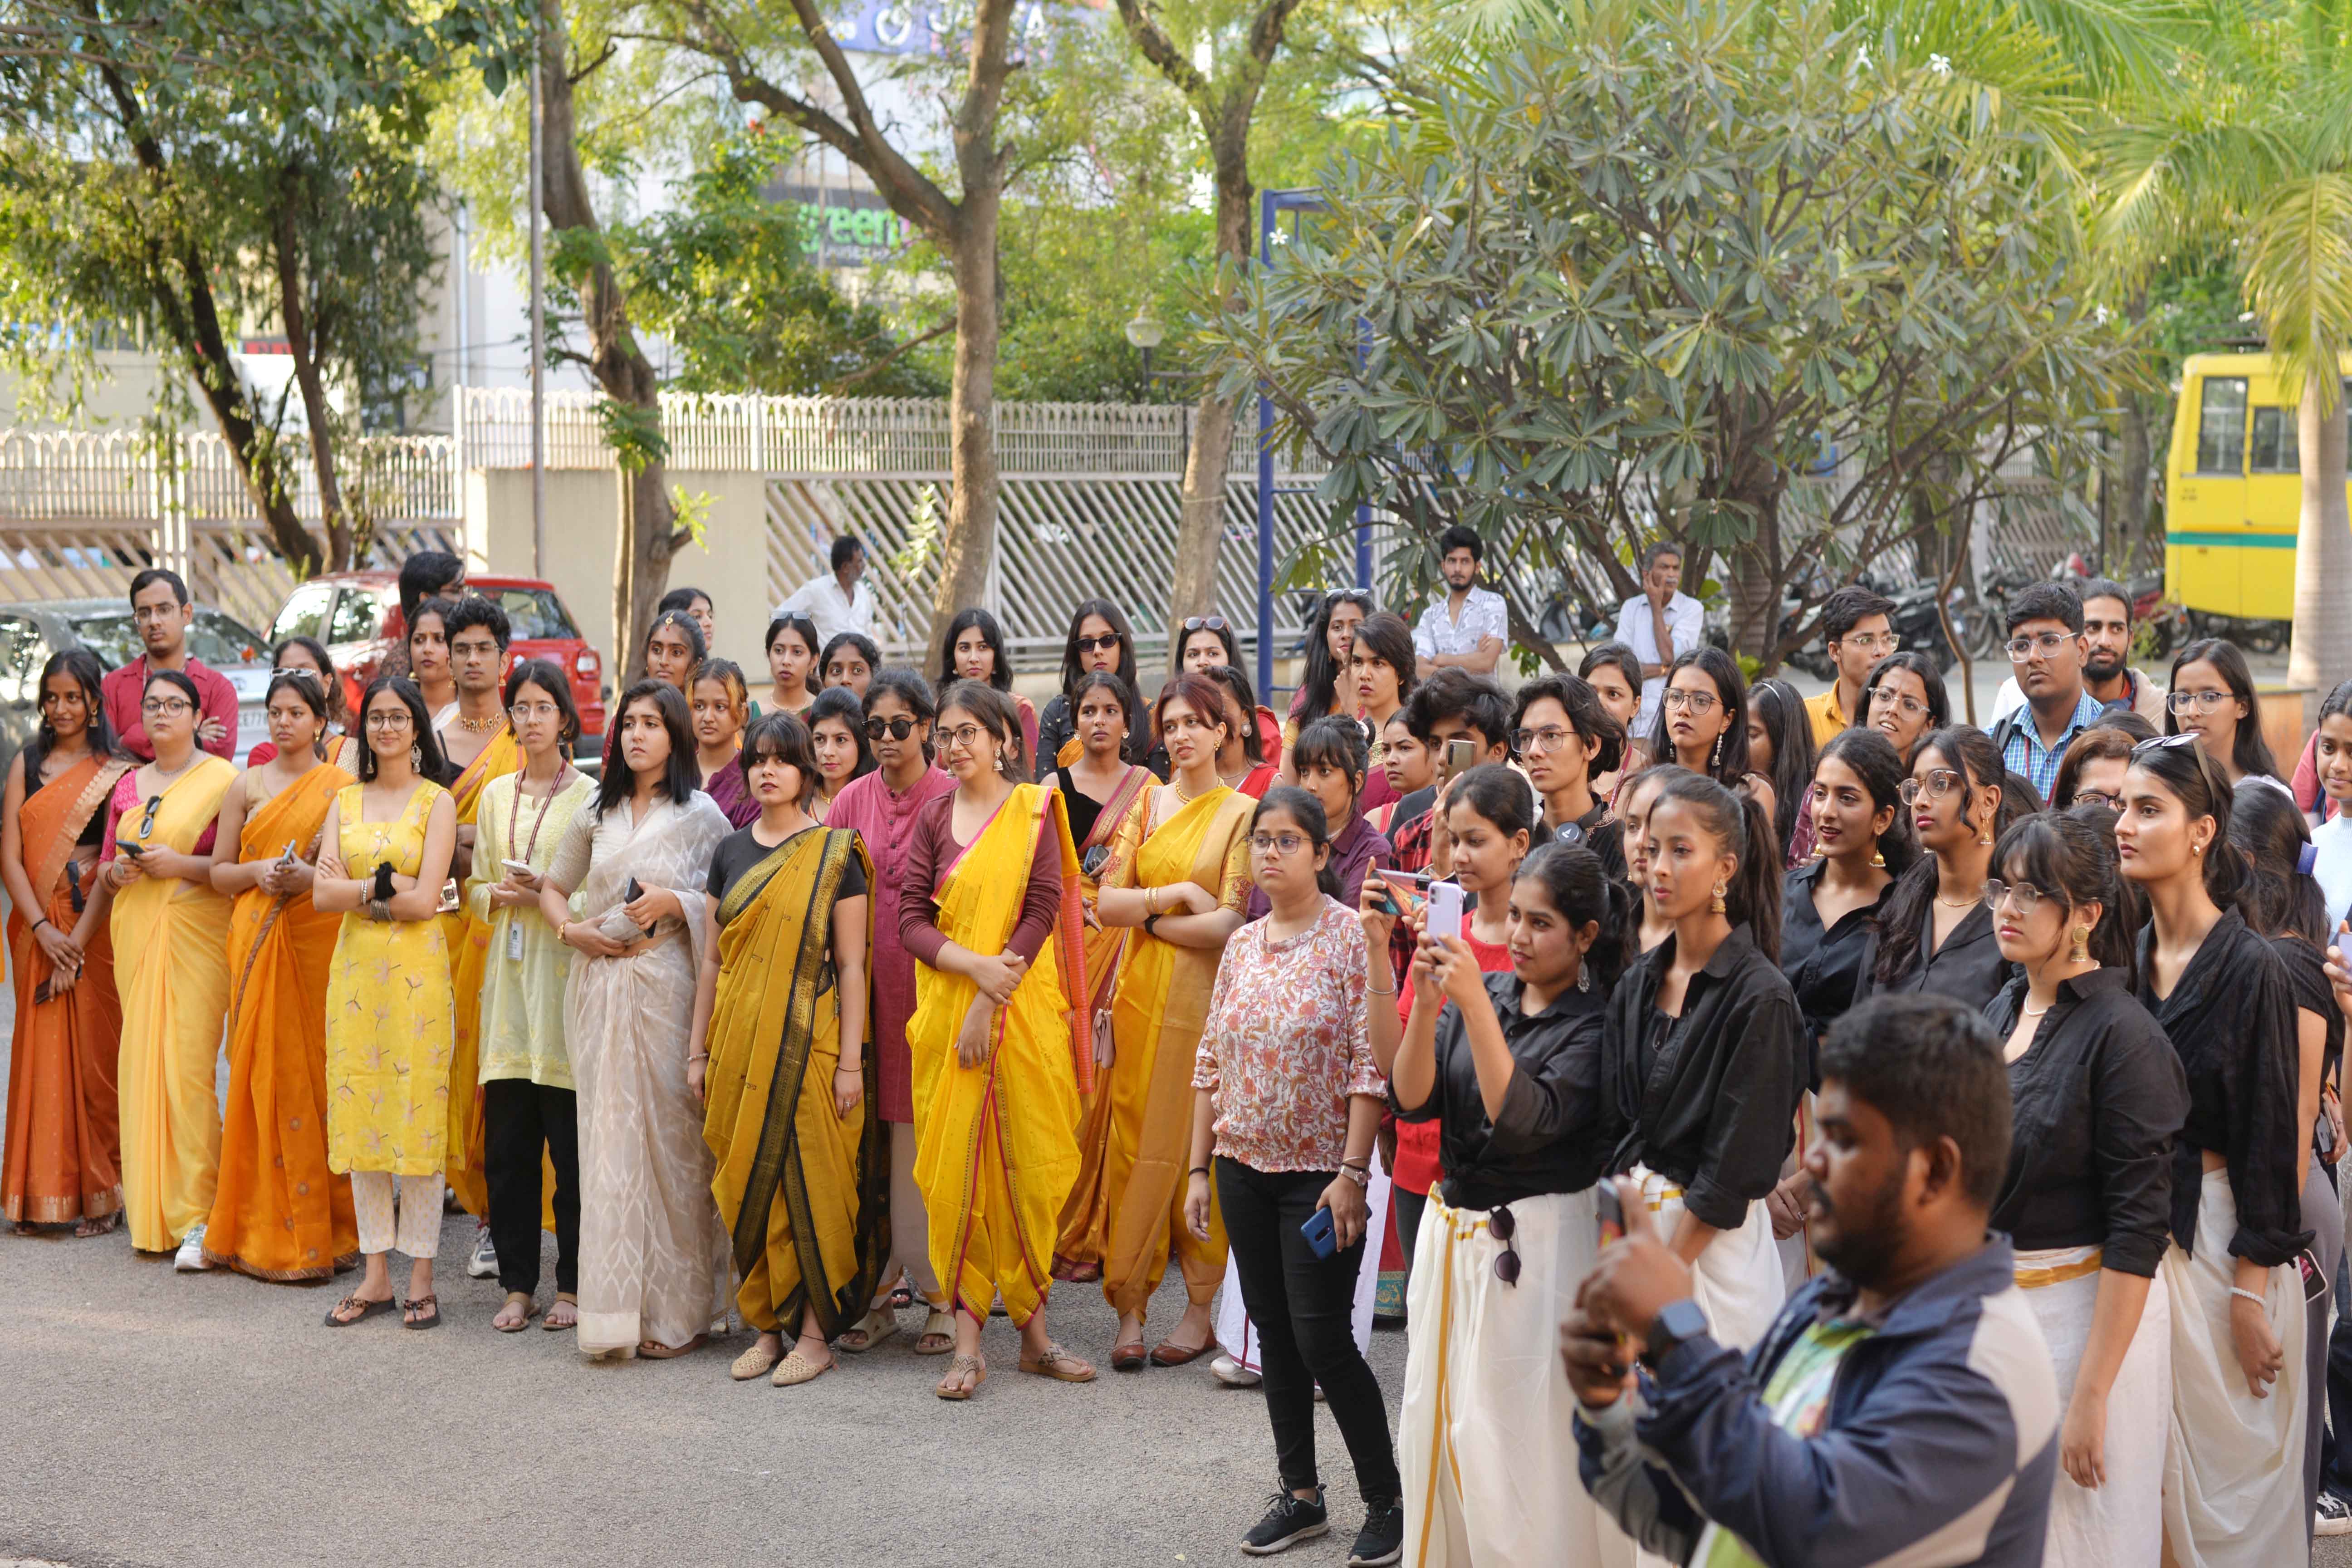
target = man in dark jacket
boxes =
[1563,993,2058,1567]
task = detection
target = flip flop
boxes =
[324,1292,397,1328]
[493,1292,539,1333]
[934,1353,987,1401]
[402,1294,442,1331]
[542,1292,578,1332]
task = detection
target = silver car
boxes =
[0,597,273,770]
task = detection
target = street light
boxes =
[1124,304,1166,385]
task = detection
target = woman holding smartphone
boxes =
[201,668,359,1281]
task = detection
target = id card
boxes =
[507,921,525,961]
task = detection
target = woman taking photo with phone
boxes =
[1034,599,1140,777]
[900,681,1097,1399]
[690,659,758,828]
[200,668,359,1281]
[2113,734,2309,1568]
[469,660,597,1333]
[313,676,457,1327]
[1076,671,1255,1366]
[691,713,882,1388]
[1183,786,1398,1564]
[2,649,129,1235]
[101,667,237,1264]
[1384,842,1633,1568]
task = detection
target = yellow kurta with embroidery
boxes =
[323,782,456,1177]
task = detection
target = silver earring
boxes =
[410,744,423,773]
[1576,967,1590,994]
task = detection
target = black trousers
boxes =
[1217,1157,1400,1506]
[1392,1187,1429,1314]
[483,1078,580,1297]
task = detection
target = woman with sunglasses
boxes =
[2166,637,2291,798]
[1034,599,1140,779]
[1864,726,2033,1013]
[2113,734,2310,1568]
[1857,650,1950,768]
[644,610,708,697]
[1283,589,1372,758]
[1,649,129,1237]
[901,681,1097,1399]
[689,659,758,828]
[1744,677,1818,867]
[1348,612,1417,810]
[825,671,957,1355]
[1646,646,1776,829]
[1385,842,1634,1568]
[1182,786,1400,1563]
[806,685,873,822]
[819,631,880,699]
[1982,810,2185,1568]
[198,667,359,1283]
[1174,612,1242,675]
[313,676,458,1327]
[1512,674,1628,881]
[755,612,817,719]
[936,607,1039,767]
[245,636,353,770]
[99,668,237,1264]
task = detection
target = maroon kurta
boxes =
[825,765,956,1124]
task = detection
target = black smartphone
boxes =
[1597,1181,1626,1247]
[114,840,145,860]
[622,877,656,938]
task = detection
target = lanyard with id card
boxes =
[502,767,571,961]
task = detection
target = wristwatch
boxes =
[1142,912,1163,939]
[1644,1297,1709,1363]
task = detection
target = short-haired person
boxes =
[99,569,238,761]
[775,534,874,649]
[1988,583,2105,805]
[1413,526,1506,680]
[1565,994,2060,1568]
[1984,812,2186,1567]
[1803,586,1898,748]
[2166,637,2290,797]
[397,549,466,630]
[819,631,879,699]
[1991,578,2167,729]
[1512,674,1628,881]
[1388,670,1514,881]
[1034,598,1139,778]
[1612,543,1702,736]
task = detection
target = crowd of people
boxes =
[6,528,2352,1568]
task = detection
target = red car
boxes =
[265,571,608,755]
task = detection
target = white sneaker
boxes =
[466,1225,498,1279]
[173,1224,211,1272]
[1211,1353,1263,1388]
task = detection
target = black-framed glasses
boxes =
[136,794,162,841]
[864,715,918,742]
[1489,1205,1520,1286]
[1073,632,1123,655]
[2072,788,2123,811]
[1181,616,1229,633]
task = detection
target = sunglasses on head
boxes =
[2131,732,2200,760]
[1182,616,1229,633]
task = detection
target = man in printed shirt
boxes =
[1412,525,1507,679]
[1987,582,2103,805]
[1565,994,2057,1568]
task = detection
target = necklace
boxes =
[1935,889,1980,910]
[453,709,505,735]
[2019,1001,2052,1020]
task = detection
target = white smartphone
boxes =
[500,858,534,876]
[1426,879,1465,942]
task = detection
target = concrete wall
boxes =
[461,467,773,675]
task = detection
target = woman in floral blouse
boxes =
[1182,785,1400,1565]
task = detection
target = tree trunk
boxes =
[537,0,675,679]
[273,188,353,572]
[2288,375,2352,716]
[1166,128,1255,642]
[2113,396,2153,578]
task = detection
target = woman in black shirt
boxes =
[1984,809,2186,1565]
[1511,674,1628,882]
[1602,771,1801,1351]
[2114,733,2310,1567]
[1781,729,1909,1054]
[1865,725,2034,1011]
[1387,842,1632,1567]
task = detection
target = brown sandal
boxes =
[1149,1337,1211,1367]
[934,1353,987,1401]
[542,1292,578,1331]
[636,1333,706,1360]
[493,1291,538,1333]
[1019,1343,1097,1383]
[324,1291,397,1328]
[402,1294,442,1331]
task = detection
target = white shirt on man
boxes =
[1413,585,1508,662]
[776,572,874,647]
[1614,590,1703,733]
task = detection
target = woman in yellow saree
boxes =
[903,681,1098,1400]
[2,651,130,1233]
[691,713,884,1387]
[1083,671,1254,1368]
[201,670,358,1279]
[99,667,237,1259]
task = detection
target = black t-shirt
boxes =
[705,824,867,920]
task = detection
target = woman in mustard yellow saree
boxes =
[902,681,1098,1400]
[1082,671,1253,1367]
[691,713,884,1387]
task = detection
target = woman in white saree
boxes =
[540,681,733,1359]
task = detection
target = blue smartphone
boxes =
[1301,1205,1338,1259]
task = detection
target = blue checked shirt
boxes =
[1999,689,2106,803]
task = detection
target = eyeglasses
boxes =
[937,723,988,752]
[865,715,919,742]
[140,696,192,716]
[1489,1205,1521,1286]
[1181,616,1229,633]
[1897,768,1965,804]
[2004,631,2080,662]
[1512,725,1576,755]
[1868,686,1930,720]
[1982,878,2054,916]
[365,710,415,731]
[2166,689,2236,715]
[1839,631,1901,655]
[1660,688,1719,715]
[1073,633,1123,655]
[131,604,181,624]
[2071,789,2122,811]
[509,701,562,722]
[1249,831,1309,857]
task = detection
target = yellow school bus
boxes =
[2167,351,2352,619]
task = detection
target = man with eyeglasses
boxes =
[776,534,873,649]
[1801,586,1898,748]
[1987,577,2166,730]
[98,568,239,762]
[1614,541,1702,735]
[1987,582,2105,804]
[1413,524,1508,680]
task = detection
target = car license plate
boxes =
[236,706,270,758]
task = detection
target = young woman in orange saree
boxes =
[1083,672,1254,1368]
[902,681,1097,1400]
[200,670,358,1280]
[1,651,130,1233]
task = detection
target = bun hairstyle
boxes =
[1516,841,1637,995]
[1815,727,1919,877]
[1994,811,2140,984]
[2228,778,2327,944]
[1252,785,1343,900]
[1650,770,1782,960]
[647,608,709,677]
[2126,733,2245,912]
[1447,762,1538,843]
[1872,725,2009,988]
[1509,673,1626,779]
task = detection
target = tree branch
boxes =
[823,314,956,394]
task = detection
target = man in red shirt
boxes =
[99,568,238,761]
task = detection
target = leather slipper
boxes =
[1149,1337,1212,1367]
[1110,1340,1149,1372]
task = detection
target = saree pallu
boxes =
[443,722,520,1217]
[111,755,237,1252]
[703,828,885,1337]
[2,754,129,1225]
[2016,1246,2169,1568]
[204,765,359,1279]
[1051,764,1154,1280]
[908,784,1092,1326]
[1097,787,1254,1320]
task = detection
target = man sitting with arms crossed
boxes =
[1564,993,2058,1567]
